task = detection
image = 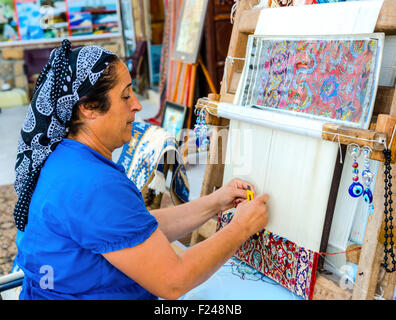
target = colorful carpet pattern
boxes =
[242,37,379,128]
[217,211,319,300]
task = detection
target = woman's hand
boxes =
[231,193,269,238]
[210,178,256,212]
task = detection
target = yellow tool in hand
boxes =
[246,186,260,240]
[246,186,254,202]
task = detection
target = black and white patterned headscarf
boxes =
[14,39,116,231]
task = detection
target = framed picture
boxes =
[161,101,187,141]
[173,0,209,63]
[15,0,43,40]
[0,0,19,41]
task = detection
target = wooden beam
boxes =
[373,86,395,117]
[197,97,396,162]
[381,270,396,300]
[313,275,352,300]
[171,242,185,256]
[220,1,259,100]
[190,217,218,246]
[199,125,229,197]
[346,244,362,265]
[375,0,396,35]
[322,123,387,152]
[196,93,229,200]
[371,114,396,163]
[239,9,261,34]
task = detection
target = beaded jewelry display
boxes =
[361,146,374,214]
[348,144,364,198]
[193,108,210,152]
[383,148,395,272]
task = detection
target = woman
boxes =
[14,40,269,300]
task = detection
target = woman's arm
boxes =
[150,178,256,242]
[103,192,269,300]
[150,192,219,242]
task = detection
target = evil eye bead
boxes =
[349,182,364,198]
[363,188,373,204]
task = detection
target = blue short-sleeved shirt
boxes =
[16,138,159,300]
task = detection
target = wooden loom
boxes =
[193,0,396,300]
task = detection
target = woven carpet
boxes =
[0,185,17,276]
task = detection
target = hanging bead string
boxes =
[194,103,229,130]
[379,124,396,273]
[383,148,395,272]
[193,108,210,152]
[362,146,375,215]
[348,144,364,198]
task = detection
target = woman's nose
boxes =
[131,94,143,112]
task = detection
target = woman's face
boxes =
[93,61,142,151]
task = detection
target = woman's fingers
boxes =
[234,178,254,190]
[233,193,269,208]
[232,178,256,196]
[255,193,269,204]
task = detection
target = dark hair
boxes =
[67,54,120,135]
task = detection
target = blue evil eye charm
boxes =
[363,188,373,204]
[349,182,364,197]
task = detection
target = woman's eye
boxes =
[122,96,130,100]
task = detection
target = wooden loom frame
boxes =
[193,0,396,300]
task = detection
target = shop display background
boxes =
[0,0,121,43]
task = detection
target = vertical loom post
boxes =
[179,64,190,104]
[184,64,192,106]
[182,63,197,162]
[167,60,174,100]
[191,94,228,246]
[352,84,396,300]
[187,63,198,129]
[172,61,183,102]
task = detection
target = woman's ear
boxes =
[78,102,99,120]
